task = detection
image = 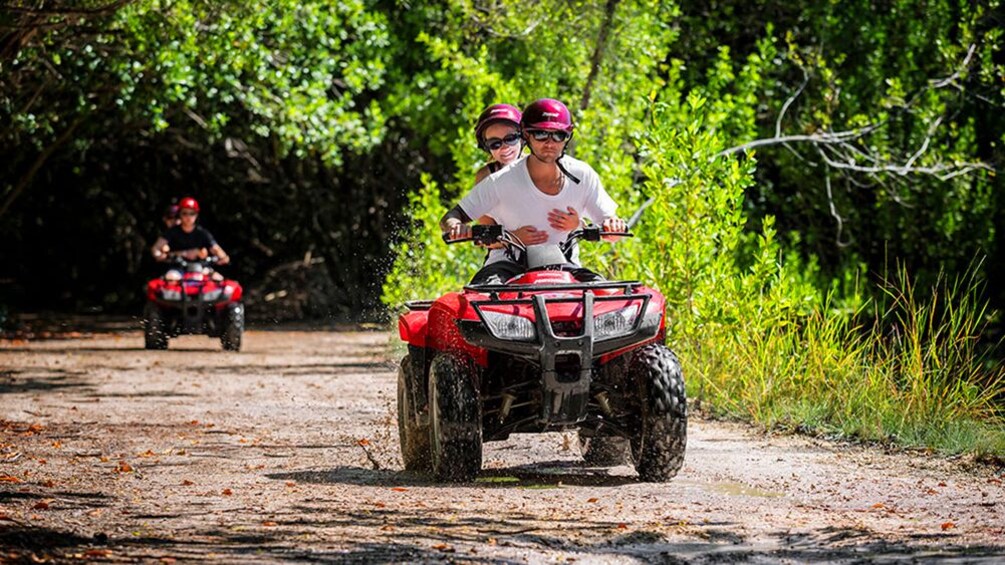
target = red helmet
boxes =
[474,104,522,146]
[178,197,199,212]
[521,98,573,132]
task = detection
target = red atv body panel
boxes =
[398,269,666,368]
[146,272,242,309]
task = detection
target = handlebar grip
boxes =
[442,232,473,244]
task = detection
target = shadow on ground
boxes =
[3,520,1002,563]
[268,460,639,489]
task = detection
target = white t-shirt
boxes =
[458,155,617,265]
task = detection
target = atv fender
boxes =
[399,310,429,347]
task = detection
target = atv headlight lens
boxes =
[161,288,182,301]
[481,311,536,341]
[164,270,182,282]
[593,304,639,340]
[203,289,223,301]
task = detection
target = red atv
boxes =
[397,225,686,482]
[144,256,244,351]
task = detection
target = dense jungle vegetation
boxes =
[2,0,1004,454]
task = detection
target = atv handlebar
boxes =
[442,224,506,245]
[443,224,632,250]
[166,255,221,272]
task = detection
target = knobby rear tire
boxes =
[397,354,431,472]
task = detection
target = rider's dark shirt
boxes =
[163,225,217,252]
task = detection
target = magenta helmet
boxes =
[474,104,522,145]
[521,98,573,132]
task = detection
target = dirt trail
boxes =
[1,330,1003,563]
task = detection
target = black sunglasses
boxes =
[484,132,522,151]
[527,130,571,143]
[180,210,198,216]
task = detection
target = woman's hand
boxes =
[512,225,548,246]
[548,207,580,231]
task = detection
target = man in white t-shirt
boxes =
[440,98,626,284]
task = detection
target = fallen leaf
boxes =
[116,461,133,473]
[357,438,371,446]
[432,543,454,553]
[161,558,176,564]
[262,521,277,527]
[87,509,103,517]
[85,549,111,558]
[189,420,200,426]
[617,523,628,529]
[32,501,51,510]
[587,497,599,503]
[0,475,21,483]
[941,521,956,530]
[391,487,408,492]
[285,481,296,487]
[52,441,62,449]
[138,450,156,458]
[181,480,195,486]
[222,488,233,496]
[374,502,386,508]
[938,482,947,487]
[41,479,56,488]
[871,503,886,510]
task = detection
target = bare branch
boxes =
[580,0,620,113]
[776,68,809,139]
[716,125,881,157]
[929,43,976,89]
[823,167,853,247]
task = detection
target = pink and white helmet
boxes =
[521,98,573,132]
[474,104,522,146]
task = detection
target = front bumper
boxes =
[457,287,662,424]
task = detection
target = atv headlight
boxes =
[161,288,182,301]
[481,311,536,341]
[203,289,223,301]
[593,304,640,340]
[164,270,182,282]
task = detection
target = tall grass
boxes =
[686,265,1005,456]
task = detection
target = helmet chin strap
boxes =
[556,156,581,184]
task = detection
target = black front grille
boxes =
[551,321,583,337]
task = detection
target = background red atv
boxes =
[397,225,686,482]
[144,256,244,351]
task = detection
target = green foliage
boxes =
[3,0,390,167]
